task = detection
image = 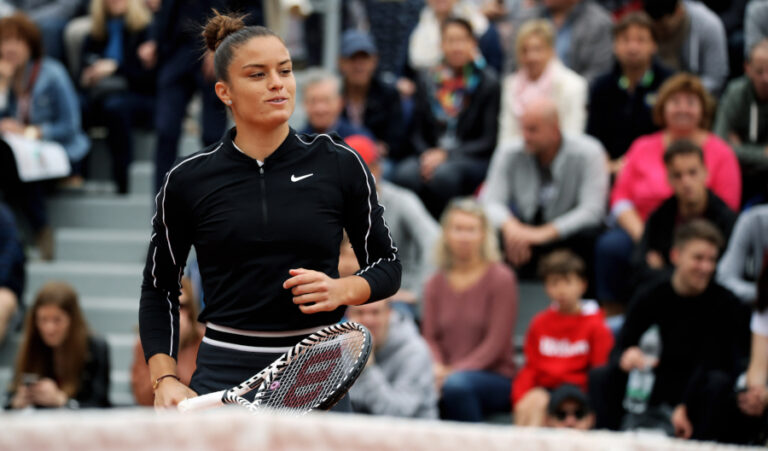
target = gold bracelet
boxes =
[152,374,180,391]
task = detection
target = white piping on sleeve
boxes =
[378,203,399,254]
[165,292,174,356]
[159,143,223,266]
[151,246,158,288]
[296,134,377,263]
[356,256,397,276]
[148,142,222,358]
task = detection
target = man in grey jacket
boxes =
[745,0,768,56]
[644,0,729,95]
[480,97,608,275]
[716,205,768,304]
[714,39,768,203]
[347,299,439,419]
[350,134,439,315]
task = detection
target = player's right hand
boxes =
[154,378,197,410]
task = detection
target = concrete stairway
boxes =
[0,86,310,408]
[0,129,201,407]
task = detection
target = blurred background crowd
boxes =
[1,0,768,445]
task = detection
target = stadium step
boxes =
[516,281,550,338]
[0,334,19,369]
[129,161,154,196]
[48,195,152,230]
[26,261,143,301]
[80,297,140,336]
[107,333,137,372]
[55,228,148,264]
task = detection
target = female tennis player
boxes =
[138,11,401,409]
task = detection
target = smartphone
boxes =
[21,373,39,386]
[734,373,747,393]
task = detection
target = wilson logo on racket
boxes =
[283,347,342,408]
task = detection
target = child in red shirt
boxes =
[513,250,614,426]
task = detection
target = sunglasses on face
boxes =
[553,407,588,421]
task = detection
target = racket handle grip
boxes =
[177,390,226,412]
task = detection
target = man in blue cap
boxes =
[338,30,405,160]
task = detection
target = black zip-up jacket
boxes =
[404,63,500,162]
[341,76,404,154]
[139,128,401,361]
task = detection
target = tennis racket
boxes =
[177,321,371,414]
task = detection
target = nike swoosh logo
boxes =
[291,173,314,182]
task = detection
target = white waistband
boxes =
[201,336,292,353]
[205,322,333,338]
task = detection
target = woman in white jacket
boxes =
[497,19,586,147]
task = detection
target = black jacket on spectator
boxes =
[150,0,262,60]
[634,190,737,269]
[342,76,404,156]
[586,60,673,160]
[405,64,500,161]
[81,27,156,95]
[611,276,749,408]
[0,202,24,302]
[5,335,111,409]
[700,0,748,35]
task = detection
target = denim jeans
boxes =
[594,227,635,303]
[153,46,227,191]
[440,370,512,422]
[391,156,489,218]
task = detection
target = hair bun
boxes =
[202,10,246,52]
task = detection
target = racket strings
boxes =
[256,331,365,413]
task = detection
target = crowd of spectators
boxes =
[1,0,768,445]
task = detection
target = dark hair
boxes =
[201,10,283,82]
[13,281,90,397]
[663,139,704,166]
[613,11,657,42]
[643,0,680,20]
[0,13,44,60]
[672,219,724,251]
[440,16,476,41]
[757,252,768,313]
[538,249,587,280]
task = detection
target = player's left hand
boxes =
[284,269,370,314]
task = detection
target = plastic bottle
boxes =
[623,325,661,415]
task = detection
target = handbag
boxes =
[2,133,71,182]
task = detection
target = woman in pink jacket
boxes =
[595,73,741,305]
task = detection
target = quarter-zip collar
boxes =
[222,126,298,168]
